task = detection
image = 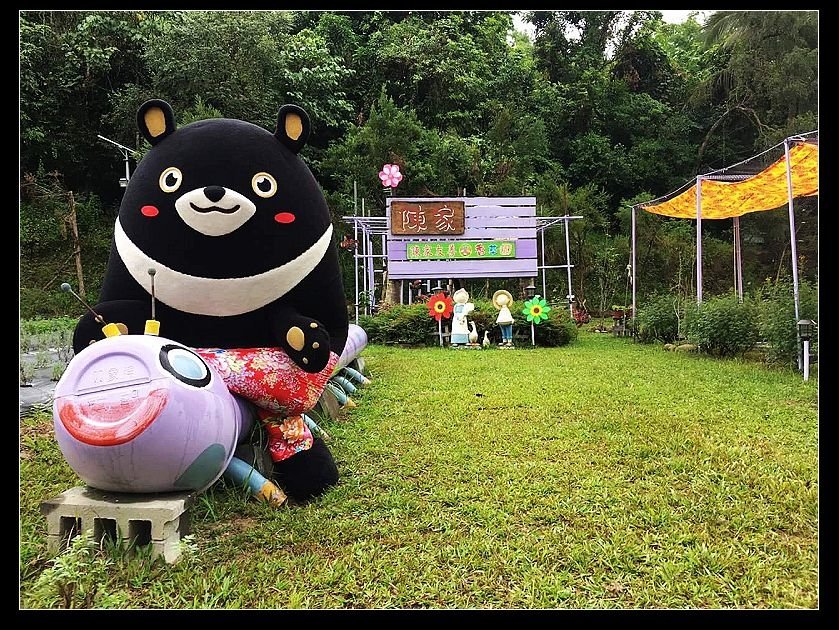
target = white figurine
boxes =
[450,288,475,346]
[492,289,515,346]
[468,321,478,345]
[482,331,490,348]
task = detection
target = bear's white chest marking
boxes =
[114,218,332,317]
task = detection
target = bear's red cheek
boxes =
[274,212,296,224]
[141,205,159,217]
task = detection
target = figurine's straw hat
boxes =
[492,289,513,310]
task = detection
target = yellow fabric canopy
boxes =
[641,142,818,220]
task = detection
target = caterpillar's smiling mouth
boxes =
[189,203,241,214]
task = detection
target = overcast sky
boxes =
[512,10,709,38]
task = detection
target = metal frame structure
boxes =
[629,131,818,329]
[342,210,581,322]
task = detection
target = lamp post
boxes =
[798,319,816,382]
[525,283,537,346]
[97,134,137,187]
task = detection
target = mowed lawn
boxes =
[19,332,818,608]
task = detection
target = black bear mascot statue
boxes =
[72,100,349,502]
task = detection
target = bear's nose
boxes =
[203,186,226,203]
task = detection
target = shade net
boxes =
[640,136,818,220]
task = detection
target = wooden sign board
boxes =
[390,201,465,235]
[406,240,516,260]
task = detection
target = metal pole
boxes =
[696,176,703,304]
[540,227,547,299]
[124,151,131,183]
[803,339,810,381]
[733,216,743,302]
[368,227,375,312]
[631,205,637,324]
[361,200,367,314]
[564,216,573,309]
[531,321,535,346]
[737,223,744,303]
[353,180,357,214]
[354,218,359,323]
[732,218,738,297]
[784,139,801,324]
[784,140,803,371]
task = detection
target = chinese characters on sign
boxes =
[390,201,465,235]
[406,240,516,260]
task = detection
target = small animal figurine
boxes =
[482,331,490,348]
[468,321,478,345]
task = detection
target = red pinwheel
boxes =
[427,292,453,322]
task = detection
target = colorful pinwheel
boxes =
[427,292,454,321]
[522,296,551,324]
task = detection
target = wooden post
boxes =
[67,191,86,300]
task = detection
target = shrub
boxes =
[359,298,576,347]
[635,294,681,344]
[524,307,578,346]
[684,293,759,357]
[20,316,78,336]
[27,531,126,608]
[755,278,818,366]
[359,303,437,345]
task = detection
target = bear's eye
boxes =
[251,172,277,198]
[159,167,183,193]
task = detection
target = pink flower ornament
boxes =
[379,164,403,188]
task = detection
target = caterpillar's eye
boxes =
[159,344,210,388]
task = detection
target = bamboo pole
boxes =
[67,191,85,300]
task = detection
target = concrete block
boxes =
[41,486,194,564]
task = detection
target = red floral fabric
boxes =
[196,347,338,462]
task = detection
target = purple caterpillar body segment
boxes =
[53,334,252,493]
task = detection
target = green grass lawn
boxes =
[19,332,818,608]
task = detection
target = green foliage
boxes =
[635,293,681,343]
[359,298,576,347]
[756,277,818,366]
[20,288,85,321]
[360,303,438,346]
[19,10,818,318]
[684,293,759,357]
[528,306,578,347]
[28,531,126,608]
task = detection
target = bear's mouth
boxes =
[114,218,333,316]
[189,203,241,214]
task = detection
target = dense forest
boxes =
[19,10,818,319]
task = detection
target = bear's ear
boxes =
[274,104,311,154]
[137,99,176,146]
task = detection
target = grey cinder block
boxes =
[40,486,194,564]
